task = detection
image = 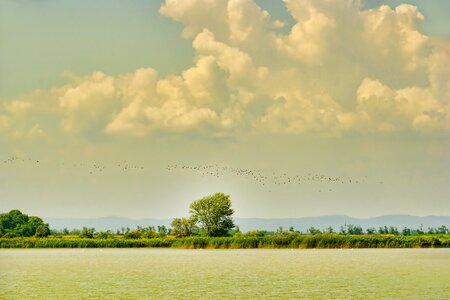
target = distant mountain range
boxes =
[45,215,450,232]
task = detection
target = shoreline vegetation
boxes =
[2,193,449,249]
[1,234,449,249]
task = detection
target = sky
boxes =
[0,0,449,219]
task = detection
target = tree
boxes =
[402,227,412,236]
[142,229,158,239]
[79,227,95,238]
[307,226,322,235]
[366,227,377,234]
[246,230,267,237]
[276,226,284,234]
[35,225,49,238]
[436,225,449,234]
[171,217,197,238]
[347,224,363,235]
[157,225,169,237]
[124,230,142,239]
[189,193,234,237]
[388,226,399,235]
[378,226,389,234]
[325,226,334,234]
[97,231,113,239]
[0,210,49,237]
[28,216,49,236]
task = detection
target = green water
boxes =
[1,249,449,299]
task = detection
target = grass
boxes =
[1,234,449,249]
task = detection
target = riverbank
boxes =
[1,234,449,248]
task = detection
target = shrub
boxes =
[124,230,142,239]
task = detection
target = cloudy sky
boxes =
[1,0,449,219]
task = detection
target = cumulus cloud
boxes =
[1,0,449,140]
[355,78,445,132]
[0,101,40,139]
[59,72,119,133]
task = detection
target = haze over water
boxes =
[1,249,449,299]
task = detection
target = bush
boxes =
[0,234,449,249]
[0,210,50,237]
[142,230,158,239]
[35,225,49,238]
[124,230,142,239]
[96,231,113,239]
[79,227,95,239]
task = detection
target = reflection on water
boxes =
[1,249,449,299]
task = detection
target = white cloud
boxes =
[105,66,220,136]
[2,0,449,140]
[59,72,118,133]
[355,78,444,133]
[276,0,336,65]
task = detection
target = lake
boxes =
[1,249,449,299]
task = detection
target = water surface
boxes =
[1,249,449,299]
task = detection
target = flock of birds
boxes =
[166,163,383,192]
[2,155,383,192]
[1,155,145,175]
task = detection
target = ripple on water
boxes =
[0,249,449,299]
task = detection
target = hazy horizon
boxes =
[1,0,449,219]
[41,213,450,220]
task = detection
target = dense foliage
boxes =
[1,234,449,249]
[1,200,449,249]
[0,210,49,238]
[188,192,235,237]
[171,217,198,237]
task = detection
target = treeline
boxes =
[0,210,50,238]
[47,224,449,240]
[50,225,171,239]
[1,209,449,240]
[1,234,449,249]
[294,224,449,236]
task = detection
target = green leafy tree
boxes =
[347,224,363,235]
[230,225,241,236]
[157,225,169,237]
[35,225,49,238]
[70,229,81,235]
[142,229,158,239]
[171,217,198,238]
[0,210,49,237]
[79,227,95,238]
[245,230,267,237]
[7,210,29,227]
[28,216,49,236]
[378,226,389,234]
[324,226,334,234]
[416,225,424,235]
[189,193,234,237]
[436,225,449,234]
[388,226,399,235]
[366,227,377,234]
[96,231,113,239]
[307,226,322,235]
[124,230,142,239]
[402,227,412,236]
